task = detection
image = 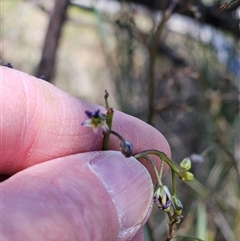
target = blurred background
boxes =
[1,0,239,240]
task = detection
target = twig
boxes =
[147,0,180,124]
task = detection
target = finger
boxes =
[131,229,144,241]
[1,67,170,176]
[2,151,153,241]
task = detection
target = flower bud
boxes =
[172,195,183,215]
[180,157,192,171]
[182,171,194,181]
[120,140,133,157]
[154,185,172,211]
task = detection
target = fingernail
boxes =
[90,151,153,231]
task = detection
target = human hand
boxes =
[1,67,170,241]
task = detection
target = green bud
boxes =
[174,209,182,216]
[182,171,194,181]
[180,157,192,171]
[172,195,183,211]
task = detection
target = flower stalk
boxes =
[81,90,195,241]
[102,90,114,150]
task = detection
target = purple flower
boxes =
[81,110,109,133]
[154,185,172,211]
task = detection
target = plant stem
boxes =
[109,130,125,142]
[134,149,184,179]
[102,91,114,150]
[159,160,164,180]
[147,0,180,124]
[166,211,174,241]
[104,90,109,108]
[141,154,163,186]
[171,171,177,196]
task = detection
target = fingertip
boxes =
[91,151,153,240]
[2,151,153,241]
[131,228,144,241]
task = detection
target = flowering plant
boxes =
[82,91,199,241]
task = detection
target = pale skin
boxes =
[0,67,171,241]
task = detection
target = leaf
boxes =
[172,234,206,241]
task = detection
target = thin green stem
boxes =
[134,149,183,179]
[159,160,164,180]
[141,154,163,186]
[171,171,177,196]
[102,91,114,150]
[109,130,125,142]
[104,90,109,108]
[167,211,172,219]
